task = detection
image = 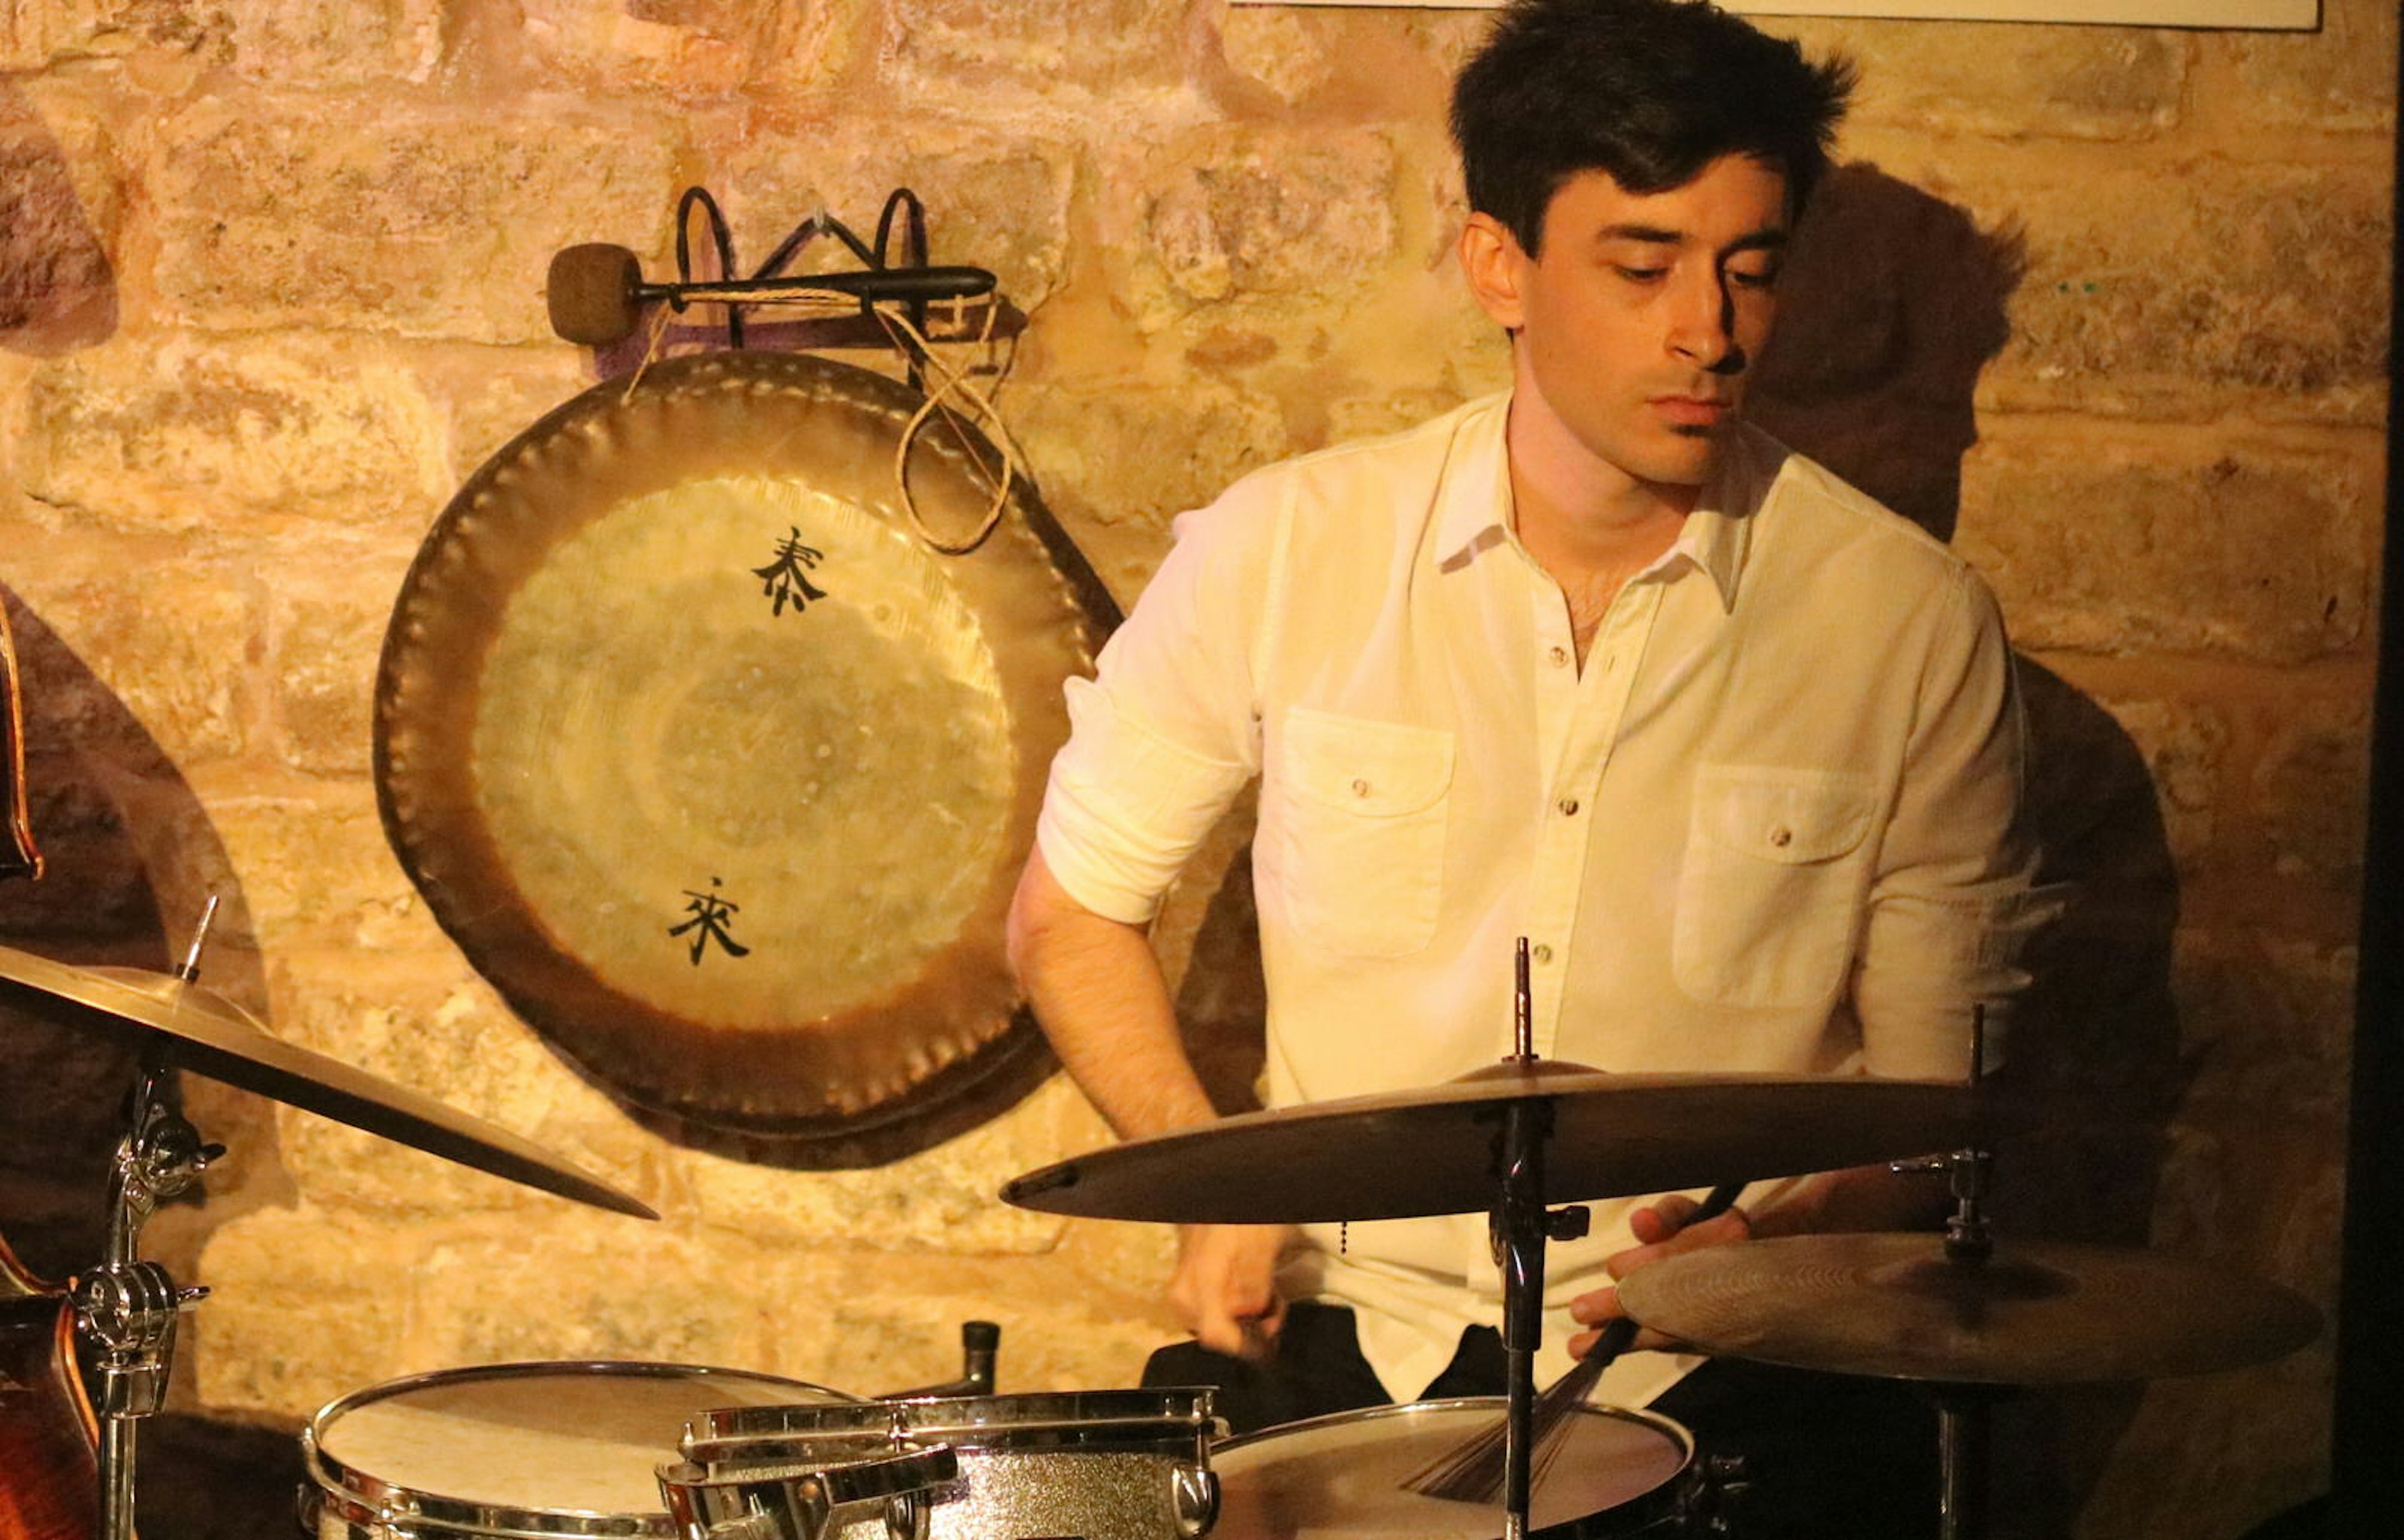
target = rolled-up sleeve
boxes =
[1852,566,2057,1080]
[1034,488,1276,925]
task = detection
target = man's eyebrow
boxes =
[1593,223,1790,251]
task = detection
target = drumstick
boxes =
[1402,1182,1747,1505]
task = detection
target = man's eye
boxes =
[1727,264,1780,290]
[1613,266,1669,283]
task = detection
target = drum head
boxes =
[1211,1399,1692,1540]
[375,352,1116,1148]
[306,1361,846,1527]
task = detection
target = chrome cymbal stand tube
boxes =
[1888,1144,2000,1540]
[81,901,223,1540]
[1486,940,1590,1540]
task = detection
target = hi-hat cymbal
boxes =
[0,942,655,1220]
[1001,1065,1981,1223]
[1614,1231,2321,1384]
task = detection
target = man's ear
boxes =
[1457,212,1529,332]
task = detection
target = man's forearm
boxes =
[1005,848,1220,1140]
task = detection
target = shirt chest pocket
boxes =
[1673,765,1880,1009]
[1263,707,1454,959]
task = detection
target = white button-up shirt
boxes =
[1037,393,2042,1407]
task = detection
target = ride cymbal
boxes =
[0,942,655,1219]
[1002,1065,1983,1223]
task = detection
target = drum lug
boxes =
[1172,1465,1219,1539]
[1682,1452,1755,1537]
[883,1490,928,1540]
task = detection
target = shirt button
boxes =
[1557,798,1580,816]
[1352,778,1372,798]
[1769,826,1793,848]
[1531,943,1554,964]
[1546,645,1569,667]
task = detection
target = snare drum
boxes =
[1210,1399,1695,1540]
[672,1390,1220,1540]
[302,1360,848,1540]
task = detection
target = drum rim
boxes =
[1209,1395,1698,1540]
[1211,1394,1691,1459]
[690,1387,1216,1450]
[304,1359,853,1535]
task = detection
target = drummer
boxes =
[1009,0,2046,1533]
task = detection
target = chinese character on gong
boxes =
[669,876,751,965]
[753,526,828,616]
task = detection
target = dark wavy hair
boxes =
[1451,0,1855,255]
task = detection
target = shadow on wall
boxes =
[0,591,302,1540]
[1750,161,2024,543]
[0,87,116,354]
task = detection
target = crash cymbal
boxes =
[1614,1231,2321,1384]
[0,942,656,1219]
[1001,1065,1980,1223]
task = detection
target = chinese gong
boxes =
[374,351,1116,1149]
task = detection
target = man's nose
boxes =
[1667,271,1744,374]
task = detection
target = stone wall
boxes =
[0,3,2389,1537]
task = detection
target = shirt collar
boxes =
[1433,392,1763,612]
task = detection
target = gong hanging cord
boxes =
[872,299,1023,557]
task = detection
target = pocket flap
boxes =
[1693,765,1877,865]
[1281,706,1455,816]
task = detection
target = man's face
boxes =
[1464,154,1790,498]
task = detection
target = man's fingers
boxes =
[1566,1321,1680,1357]
[1605,1209,1750,1278]
[1629,1194,1700,1245]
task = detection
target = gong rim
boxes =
[374,352,1113,1142]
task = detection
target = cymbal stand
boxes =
[1889,1145,2000,1540]
[1485,940,1589,1540]
[78,903,223,1540]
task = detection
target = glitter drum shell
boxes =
[670,1391,1221,1540]
[374,352,1116,1147]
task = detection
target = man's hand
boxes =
[1169,1223,1297,1361]
[1566,1194,1752,1357]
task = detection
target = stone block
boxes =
[2252,696,2370,885]
[881,0,1194,98]
[746,1252,1173,1394]
[712,114,1079,307]
[1133,125,1400,309]
[2093,693,2231,871]
[1005,377,1288,602]
[260,950,662,1221]
[0,1,226,70]
[30,569,256,762]
[0,95,115,351]
[1213,6,1457,115]
[220,0,443,85]
[2168,935,2354,1129]
[268,575,411,777]
[0,745,163,940]
[415,346,597,486]
[1955,434,2371,664]
[1985,158,2388,415]
[406,1218,774,1371]
[1791,19,2187,141]
[149,101,683,342]
[16,336,448,537]
[193,1208,425,1417]
[2223,0,2397,135]
[517,0,863,96]
[203,789,403,945]
[679,1078,1079,1257]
